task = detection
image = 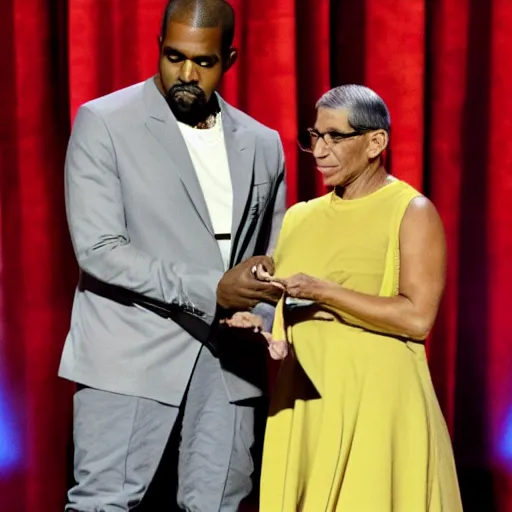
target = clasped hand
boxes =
[254,266,327,302]
[220,264,331,360]
[216,256,288,359]
[216,256,282,310]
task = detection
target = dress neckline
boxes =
[329,178,400,209]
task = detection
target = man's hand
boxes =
[217,256,283,310]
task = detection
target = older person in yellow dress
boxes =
[227,84,463,511]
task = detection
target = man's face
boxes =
[312,107,371,188]
[159,21,227,121]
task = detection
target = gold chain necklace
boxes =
[194,113,218,129]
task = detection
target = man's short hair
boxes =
[160,0,235,56]
[317,85,391,135]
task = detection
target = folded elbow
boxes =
[405,317,433,341]
[76,235,128,275]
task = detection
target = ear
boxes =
[223,48,238,72]
[367,129,388,159]
[157,35,163,51]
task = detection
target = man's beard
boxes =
[166,83,209,126]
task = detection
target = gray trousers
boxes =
[66,347,255,512]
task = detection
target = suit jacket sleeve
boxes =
[65,105,223,325]
[265,134,287,256]
[251,133,287,331]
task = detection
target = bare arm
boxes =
[277,197,447,341]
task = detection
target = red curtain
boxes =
[1,0,512,510]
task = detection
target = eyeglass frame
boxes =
[297,127,374,153]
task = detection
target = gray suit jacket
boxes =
[59,78,285,406]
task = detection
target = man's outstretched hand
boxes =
[217,256,282,310]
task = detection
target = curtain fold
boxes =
[0,0,75,510]
[426,0,469,433]
[1,0,511,510]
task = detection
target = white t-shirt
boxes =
[177,114,233,269]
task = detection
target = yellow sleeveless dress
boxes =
[260,180,463,511]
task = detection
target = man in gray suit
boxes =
[59,1,285,510]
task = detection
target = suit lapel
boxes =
[219,97,256,263]
[143,78,214,236]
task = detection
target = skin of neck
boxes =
[334,160,391,200]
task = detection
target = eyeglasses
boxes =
[297,127,366,153]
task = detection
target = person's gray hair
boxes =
[316,85,391,135]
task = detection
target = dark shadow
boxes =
[48,0,77,286]
[422,0,433,198]
[423,0,450,415]
[119,0,143,89]
[136,382,268,512]
[96,4,116,96]
[294,0,327,202]
[46,0,77,360]
[330,0,366,87]
[216,326,270,393]
[44,1,79,503]
[453,1,496,510]
[136,403,182,511]
[267,355,321,419]
[65,408,76,505]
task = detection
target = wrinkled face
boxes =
[312,107,375,188]
[159,21,230,121]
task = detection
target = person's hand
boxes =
[221,312,289,360]
[217,256,283,310]
[270,273,330,301]
[252,263,285,289]
[261,332,289,360]
[221,312,264,332]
